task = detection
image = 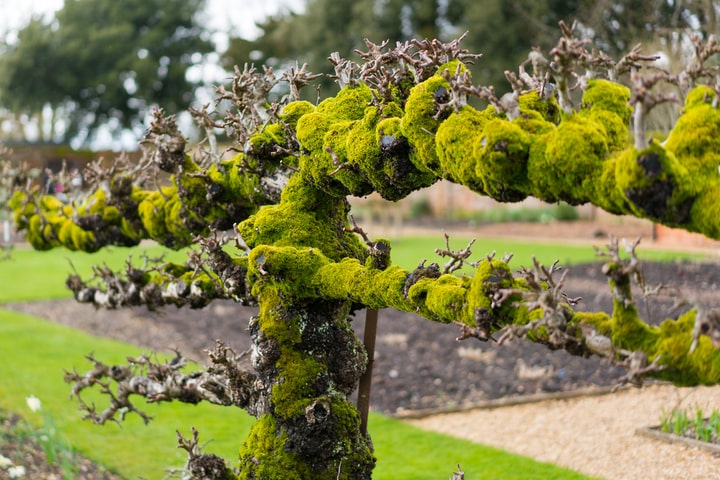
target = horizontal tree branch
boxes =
[245,240,720,387]
[64,341,262,425]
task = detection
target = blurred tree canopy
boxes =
[0,0,213,146]
[223,0,719,97]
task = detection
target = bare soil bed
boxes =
[6,220,720,415]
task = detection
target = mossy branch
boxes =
[66,236,253,310]
[266,244,720,386]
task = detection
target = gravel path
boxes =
[407,383,720,480]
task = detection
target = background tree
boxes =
[6,25,720,479]
[0,0,213,146]
[224,0,720,96]
[223,0,451,96]
[223,0,586,93]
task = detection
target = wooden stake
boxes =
[357,308,378,436]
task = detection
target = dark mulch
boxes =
[7,258,720,415]
[3,257,720,478]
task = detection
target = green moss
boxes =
[466,258,516,325]
[281,100,316,128]
[297,112,360,197]
[297,112,333,154]
[613,143,694,224]
[240,176,366,262]
[379,101,404,118]
[363,116,436,200]
[203,155,265,213]
[581,79,632,124]
[474,118,532,202]
[163,197,195,246]
[300,115,372,196]
[570,311,613,336]
[655,310,720,385]
[407,274,470,323]
[527,115,608,204]
[271,350,325,418]
[664,102,720,187]
[248,246,331,298]
[518,90,561,124]
[580,109,629,151]
[435,107,488,188]
[594,155,631,214]
[316,84,373,122]
[400,75,450,175]
[237,403,374,480]
[56,221,94,252]
[610,300,658,352]
[337,111,378,197]
[38,194,65,212]
[315,260,409,310]
[237,415,312,479]
[689,187,720,239]
[248,123,288,161]
[241,202,345,263]
[683,84,715,110]
[575,79,632,152]
[138,190,170,241]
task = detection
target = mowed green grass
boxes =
[0,243,188,302]
[0,235,703,478]
[0,235,708,302]
[0,309,595,479]
[388,235,709,272]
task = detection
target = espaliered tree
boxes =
[7,24,720,479]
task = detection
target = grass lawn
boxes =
[0,243,188,302]
[0,309,595,479]
[388,235,709,272]
[0,236,707,302]
[0,235,701,478]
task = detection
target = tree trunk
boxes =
[237,293,375,479]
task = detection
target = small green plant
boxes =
[708,409,720,439]
[659,405,720,444]
[21,396,77,479]
[660,407,686,435]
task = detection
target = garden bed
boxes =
[636,426,720,455]
[7,258,720,415]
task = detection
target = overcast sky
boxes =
[0,0,305,44]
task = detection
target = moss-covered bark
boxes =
[10,52,720,479]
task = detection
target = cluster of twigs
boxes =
[64,341,259,426]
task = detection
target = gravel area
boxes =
[407,383,720,480]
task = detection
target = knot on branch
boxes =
[454,307,495,342]
[691,309,720,354]
[141,107,187,173]
[177,427,237,480]
[403,259,441,298]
